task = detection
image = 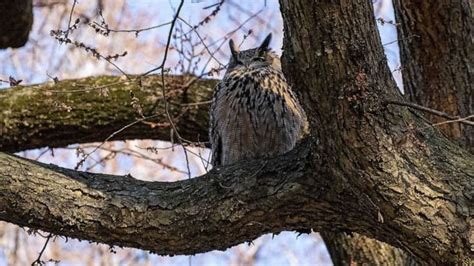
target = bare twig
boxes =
[74,114,159,170]
[51,30,130,77]
[141,1,185,77]
[31,233,52,266]
[143,0,193,178]
[385,100,474,126]
[206,9,263,48]
[420,115,474,130]
[64,0,78,39]
[376,17,400,27]
[383,35,419,47]
[178,0,225,37]
[90,18,172,36]
[69,144,188,174]
[178,17,225,67]
[430,115,474,127]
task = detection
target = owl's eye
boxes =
[252,57,265,62]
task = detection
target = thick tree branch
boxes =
[0,133,472,264]
[0,75,217,152]
[0,142,346,255]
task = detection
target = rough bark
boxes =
[0,129,472,264]
[321,232,417,266]
[0,0,33,48]
[393,0,473,152]
[322,1,473,264]
[0,143,318,256]
[282,0,416,264]
[279,0,472,264]
[0,75,217,152]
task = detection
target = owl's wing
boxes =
[209,82,223,167]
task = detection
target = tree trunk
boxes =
[321,232,417,266]
[321,0,473,264]
[281,0,416,264]
[281,1,473,264]
[393,0,473,152]
[279,0,472,264]
[0,75,217,152]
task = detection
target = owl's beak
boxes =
[243,62,253,69]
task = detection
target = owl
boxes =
[210,33,308,166]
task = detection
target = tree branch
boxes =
[0,75,217,152]
[0,134,472,264]
[0,142,333,255]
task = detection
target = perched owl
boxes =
[210,33,308,166]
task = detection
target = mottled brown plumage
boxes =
[210,33,308,166]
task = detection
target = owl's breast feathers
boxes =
[210,67,308,166]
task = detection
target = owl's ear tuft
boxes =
[229,39,239,60]
[259,33,272,52]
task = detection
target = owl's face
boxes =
[225,33,281,75]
